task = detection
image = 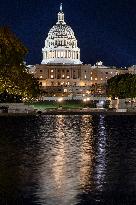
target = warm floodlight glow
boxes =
[58,97,63,102]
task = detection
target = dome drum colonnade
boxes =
[41,3,82,65]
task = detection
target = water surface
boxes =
[0,114,136,205]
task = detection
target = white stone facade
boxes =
[41,4,82,65]
[35,62,117,87]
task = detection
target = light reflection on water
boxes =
[94,115,107,193]
[0,115,136,204]
[36,115,107,204]
[79,115,94,192]
[36,115,88,205]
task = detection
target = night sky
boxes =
[1,0,136,67]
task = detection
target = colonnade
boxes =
[43,50,80,60]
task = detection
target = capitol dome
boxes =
[41,3,82,65]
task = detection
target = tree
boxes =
[107,73,136,99]
[0,26,40,102]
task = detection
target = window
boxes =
[40,76,43,78]
[95,78,97,81]
[51,70,53,73]
[85,75,87,79]
[42,82,46,86]
[64,89,67,93]
[40,70,42,72]
[67,76,70,79]
[51,75,54,79]
[91,77,93,80]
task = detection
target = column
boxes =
[72,51,73,59]
[79,51,80,60]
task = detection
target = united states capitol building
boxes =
[29,4,132,96]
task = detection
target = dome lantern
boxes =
[57,3,65,25]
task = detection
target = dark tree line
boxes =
[0,26,40,102]
[107,73,136,99]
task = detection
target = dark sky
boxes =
[1,0,136,67]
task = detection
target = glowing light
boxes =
[42,82,46,86]
[86,90,90,94]
[58,97,63,102]
[100,100,104,105]
[60,3,63,12]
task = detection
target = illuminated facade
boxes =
[41,3,82,65]
[30,4,121,96]
[34,62,117,95]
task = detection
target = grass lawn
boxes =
[28,100,87,110]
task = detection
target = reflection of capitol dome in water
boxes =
[41,3,82,65]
